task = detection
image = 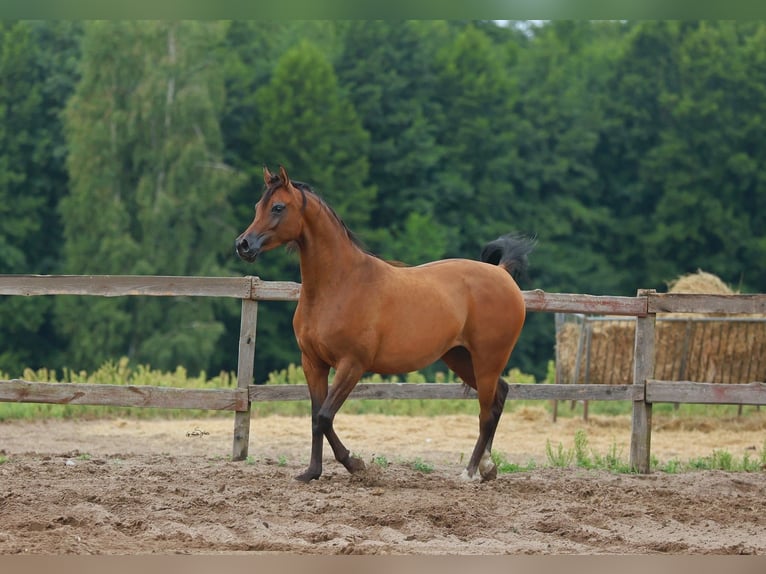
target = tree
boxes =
[498,21,623,375]
[0,21,82,374]
[429,24,524,257]
[248,39,374,229]
[642,22,766,290]
[592,21,687,293]
[58,21,241,373]
[333,21,451,262]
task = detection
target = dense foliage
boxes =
[1,20,765,381]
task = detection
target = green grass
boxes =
[372,455,390,468]
[494,432,766,475]
[410,457,434,474]
[491,451,537,473]
[664,444,766,473]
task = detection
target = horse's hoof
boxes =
[295,469,321,483]
[460,468,481,482]
[479,455,497,482]
[479,463,497,482]
[345,456,366,474]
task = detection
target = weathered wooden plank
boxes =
[0,275,252,299]
[248,383,642,402]
[0,380,249,411]
[648,293,766,315]
[250,278,301,301]
[232,299,258,460]
[630,289,656,474]
[522,289,647,316]
[646,380,766,406]
[507,384,643,401]
[246,281,651,316]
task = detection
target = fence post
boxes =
[630,288,656,473]
[232,297,258,461]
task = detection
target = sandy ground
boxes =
[0,407,765,555]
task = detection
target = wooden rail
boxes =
[248,382,643,402]
[0,380,248,411]
[2,274,765,474]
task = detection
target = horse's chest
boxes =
[293,299,358,356]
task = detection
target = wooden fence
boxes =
[1,275,765,473]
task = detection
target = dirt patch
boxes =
[0,410,765,554]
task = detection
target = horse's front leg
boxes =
[295,357,330,483]
[318,360,366,475]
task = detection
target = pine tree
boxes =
[58,21,241,372]
[0,21,82,374]
[248,39,374,229]
[334,21,450,262]
[430,23,522,257]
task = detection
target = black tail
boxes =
[480,233,536,284]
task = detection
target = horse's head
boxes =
[236,166,305,262]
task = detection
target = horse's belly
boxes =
[367,315,461,374]
[369,348,447,375]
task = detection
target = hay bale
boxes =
[666,269,735,295]
[659,269,765,383]
[555,321,583,384]
[556,270,766,386]
[556,317,635,385]
[656,318,766,384]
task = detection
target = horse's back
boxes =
[410,258,523,306]
[399,257,526,335]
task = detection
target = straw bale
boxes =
[556,270,766,386]
[556,318,635,385]
[666,269,735,295]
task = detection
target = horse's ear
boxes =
[278,165,291,186]
[263,166,273,185]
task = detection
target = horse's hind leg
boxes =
[441,347,507,481]
[466,376,508,481]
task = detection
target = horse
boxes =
[236,166,534,482]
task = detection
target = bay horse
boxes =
[236,166,533,482]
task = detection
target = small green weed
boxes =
[411,458,434,473]
[491,451,537,474]
[0,455,8,464]
[545,439,574,468]
[573,429,592,468]
[659,459,683,474]
[245,455,256,466]
[594,442,630,472]
[540,430,766,474]
[709,449,734,471]
[372,455,389,468]
[277,455,288,467]
[680,448,765,472]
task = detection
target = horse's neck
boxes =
[297,203,369,298]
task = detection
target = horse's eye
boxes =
[271,203,285,215]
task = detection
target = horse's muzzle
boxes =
[235,233,266,262]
